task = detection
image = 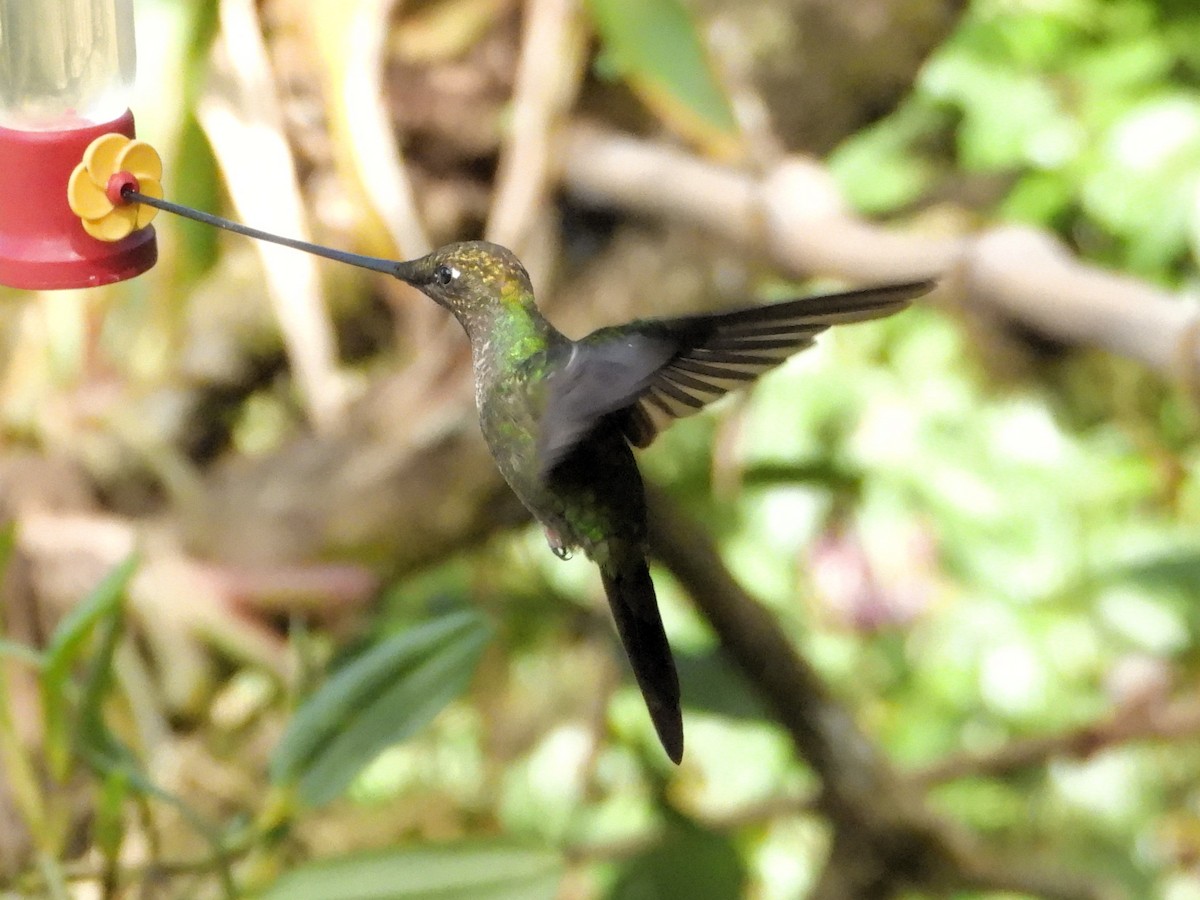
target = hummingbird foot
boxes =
[544,528,573,560]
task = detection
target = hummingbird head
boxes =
[391,241,535,320]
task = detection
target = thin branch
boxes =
[199,0,346,428]
[561,125,951,282]
[914,694,1200,786]
[341,0,434,258]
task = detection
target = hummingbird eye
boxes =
[434,265,457,286]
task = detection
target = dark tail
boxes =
[600,554,683,763]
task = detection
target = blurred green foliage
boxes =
[270,609,490,808]
[831,0,1200,281]
[0,553,241,898]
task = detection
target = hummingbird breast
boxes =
[478,373,647,565]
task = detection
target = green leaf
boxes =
[258,842,562,900]
[170,0,221,286]
[270,610,491,807]
[76,594,126,752]
[172,115,223,284]
[587,0,740,156]
[95,768,130,863]
[608,814,746,900]
[999,169,1076,225]
[42,555,137,683]
[40,555,137,781]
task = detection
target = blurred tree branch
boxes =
[559,125,1200,391]
[486,0,588,259]
[914,692,1200,787]
[645,485,972,895]
[199,0,348,428]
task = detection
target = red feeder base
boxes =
[0,110,157,290]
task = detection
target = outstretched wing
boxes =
[537,280,933,475]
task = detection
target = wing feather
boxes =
[537,279,934,474]
[652,377,707,409]
[669,359,759,381]
[658,368,728,395]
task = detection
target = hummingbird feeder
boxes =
[0,0,159,290]
[0,0,409,294]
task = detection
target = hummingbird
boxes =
[374,241,931,763]
[112,190,930,761]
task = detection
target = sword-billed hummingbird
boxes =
[368,241,930,763]
[113,188,932,761]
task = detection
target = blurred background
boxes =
[2,0,1200,897]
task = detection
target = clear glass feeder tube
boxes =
[0,0,136,131]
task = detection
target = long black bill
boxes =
[124,189,409,278]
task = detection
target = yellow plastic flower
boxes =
[67,133,162,241]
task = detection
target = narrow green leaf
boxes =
[75,599,126,751]
[42,555,137,682]
[295,627,486,806]
[270,610,482,781]
[587,0,740,156]
[173,0,222,285]
[95,768,130,863]
[172,116,223,285]
[270,610,490,806]
[259,843,562,900]
[40,555,137,780]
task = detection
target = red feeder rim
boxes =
[0,109,156,291]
